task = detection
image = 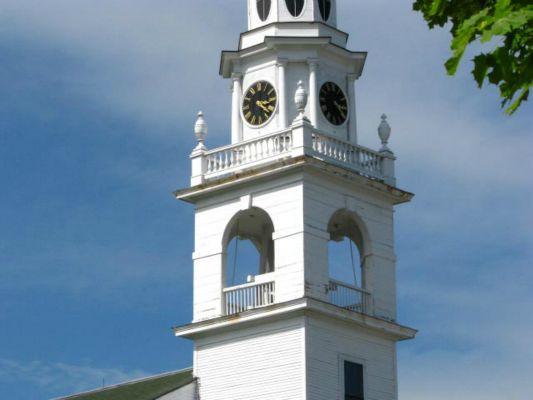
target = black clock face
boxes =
[319,82,348,126]
[242,81,277,127]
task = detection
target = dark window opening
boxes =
[344,361,364,400]
[285,0,305,17]
[257,0,272,21]
[318,0,332,21]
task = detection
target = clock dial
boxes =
[319,82,348,126]
[242,81,277,127]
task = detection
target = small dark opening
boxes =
[318,0,332,21]
[344,361,364,400]
[257,0,272,21]
[285,0,305,17]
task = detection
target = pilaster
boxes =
[231,72,243,143]
[347,73,358,144]
[277,58,289,129]
[308,59,319,128]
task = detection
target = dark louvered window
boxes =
[285,0,305,17]
[344,361,364,400]
[257,0,271,21]
[318,0,332,21]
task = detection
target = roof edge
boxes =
[52,368,194,400]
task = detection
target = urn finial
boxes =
[294,81,308,118]
[194,111,208,150]
[378,114,392,153]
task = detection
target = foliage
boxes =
[413,0,533,114]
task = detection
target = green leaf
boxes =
[472,54,490,87]
[414,0,533,116]
[505,87,530,115]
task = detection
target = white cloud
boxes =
[399,347,533,400]
[1,1,531,399]
[0,358,148,397]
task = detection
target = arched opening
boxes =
[256,0,271,21]
[318,0,332,21]
[223,207,275,288]
[285,0,305,17]
[328,237,362,287]
[327,209,370,312]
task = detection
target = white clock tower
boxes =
[174,1,417,399]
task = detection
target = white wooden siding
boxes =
[306,315,398,400]
[195,317,306,400]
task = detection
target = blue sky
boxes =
[0,0,531,398]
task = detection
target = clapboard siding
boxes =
[195,317,306,400]
[306,315,397,400]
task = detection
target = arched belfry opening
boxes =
[327,209,368,288]
[223,207,275,287]
[327,209,370,313]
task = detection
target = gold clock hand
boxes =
[256,101,270,113]
[334,101,347,111]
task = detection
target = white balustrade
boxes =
[326,279,371,314]
[192,125,394,185]
[205,130,293,176]
[223,281,275,316]
[312,133,385,180]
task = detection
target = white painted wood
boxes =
[231,73,243,143]
[306,314,398,400]
[277,58,289,129]
[308,59,319,127]
[247,0,338,32]
[194,317,306,400]
[155,382,197,400]
[189,167,399,322]
[347,73,358,143]
[178,2,415,399]
[194,125,391,184]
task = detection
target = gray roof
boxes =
[54,368,194,400]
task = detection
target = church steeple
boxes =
[222,0,365,145]
[174,2,416,399]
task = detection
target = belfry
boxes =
[173,1,417,399]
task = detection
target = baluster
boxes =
[343,143,348,162]
[222,151,228,170]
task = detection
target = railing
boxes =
[190,125,395,187]
[312,133,384,180]
[205,130,293,175]
[223,281,275,316]
[326,279,371,314]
